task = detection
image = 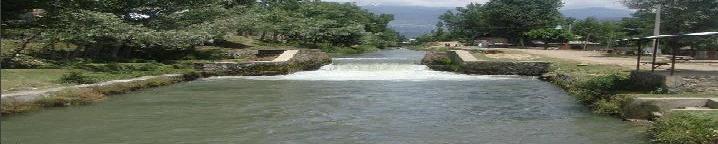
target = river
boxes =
[1,49,645,143]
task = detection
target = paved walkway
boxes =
[511,49,718,72]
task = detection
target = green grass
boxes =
[1,74,195,115]
[1,63,194,92]
[1,69,71,92]
[649,113,718,144]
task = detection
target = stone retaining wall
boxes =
[196,49,331,76]
[422,50,551,76]
[1,74,188,103]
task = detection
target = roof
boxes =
[683,32,718,36]
[568,41,600,45]
[645,35,678,39]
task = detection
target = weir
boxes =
[1,49,645,144]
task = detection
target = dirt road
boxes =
[511,49,718,72]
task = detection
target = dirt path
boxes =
[511,49,718,72]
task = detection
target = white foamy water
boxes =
[209,57,524,81]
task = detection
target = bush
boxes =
[592,95,629,116]
[182,71,203,81]
[0,55,50,69]
[650,113,718,144]
[576,73,628,97]
[628,71,667,91]
[60,71,97,84]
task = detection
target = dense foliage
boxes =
[417,0,717,51]
[621,0,718,51]
[417,0,564,45]
[1,0,402,67]
[524,28,572,49]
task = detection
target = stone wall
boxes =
[422,51,551,76]
[461,61,551,76]
[196,49,331,76]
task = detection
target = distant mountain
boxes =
[560,7,634,21]
[363,5,453,38]
[364,6,635,38]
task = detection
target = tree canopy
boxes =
[418,0,564,45]
[1,0,402,61]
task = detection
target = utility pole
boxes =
[651,4,662,55]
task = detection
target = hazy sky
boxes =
[325,0,629,9]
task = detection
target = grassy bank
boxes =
[484,49,717,143]
[1,71,202,115]
[1,63,195,93]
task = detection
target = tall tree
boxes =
[482,0,564,46]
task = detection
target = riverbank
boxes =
[476,48,718,143]
[1,49,332,115]
[1,49,648,144]
[421,47,717,143]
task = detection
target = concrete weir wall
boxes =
[1,74,188,103]
[196,49,331,76]
[624,98,718,119]
[423,50,551,76]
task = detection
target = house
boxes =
[475,37,511,48]
[564,41,601,50]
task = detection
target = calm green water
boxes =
[1,49,645,143]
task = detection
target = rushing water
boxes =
[1,49,645,143]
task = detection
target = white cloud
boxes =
[324,0,629,9]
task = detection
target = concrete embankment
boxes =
[422,50,550,76]
[1,74,190,103]
[196,49,331,76]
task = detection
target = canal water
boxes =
[1,49,645,143]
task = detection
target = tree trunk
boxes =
[10,34,38,59]
[583,34,591,51]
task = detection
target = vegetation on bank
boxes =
[1,62,194,92]
[1,71,202,115]
[1,0,403,93]
[490,50,716,143]
[649,113,718,144]
[1,0,403,68]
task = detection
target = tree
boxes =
[525,28,572,49]
[622,0,718,51]
[623,0,718,33]
[573,17,603,50]
[482,0,564,47]
[428,0,563,46]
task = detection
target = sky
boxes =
[324,0,629,10]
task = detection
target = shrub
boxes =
[576,73,628,97]
[650,113,718,144]
[182,71,203,81]
[592,95,629,116]
[60,70,97,84]
[137,62,163,71]
[0,55,50,69]
[628,71,666,91]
